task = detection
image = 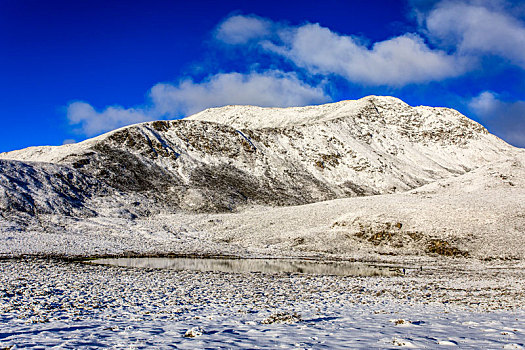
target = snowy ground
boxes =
[0,98,524,348]
[1,259,524,349]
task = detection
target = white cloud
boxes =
[67,71,330,136]
[67,102,152,136]
[150,71,330,116]
[468,91,525,147]
[217,16,467,86]
[469,91,500,115]
[215,15,272,45]
[424,1,525,68]
[267,24,467,86]
[62,139,76,145]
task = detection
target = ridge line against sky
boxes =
[1,0,524,150]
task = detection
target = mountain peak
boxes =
[185,95,458,130]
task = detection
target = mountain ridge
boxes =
[0,96,523,259]
[0,96,516,213]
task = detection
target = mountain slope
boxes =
[0,96,515,213]
[0,95,523,259]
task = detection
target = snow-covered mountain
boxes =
[0,96,514,211]
[0,96,523,259]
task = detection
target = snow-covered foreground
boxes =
[1,259,524,349]
[0,97,524,347]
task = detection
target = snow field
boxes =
[1,259,524,348]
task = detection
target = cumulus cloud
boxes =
[215,15,273,44]
[267,24,466,86]
[469,91,525,147]
[216,16,467,86]
[150,71,329,116]
[67,71,329,136]
[67,102,153,136]
[424,1,525,68]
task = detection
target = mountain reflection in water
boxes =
[90,257,400,276]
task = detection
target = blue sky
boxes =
[1,0,524,152]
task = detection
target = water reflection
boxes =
[90,257,400,276]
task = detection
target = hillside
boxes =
[0,96,522,259]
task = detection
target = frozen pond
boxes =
[89,257,401,276]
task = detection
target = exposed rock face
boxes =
[0,160,102,218]
[0,96,514,215]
